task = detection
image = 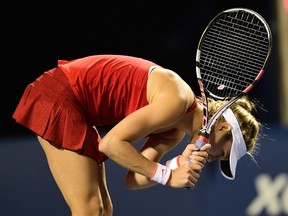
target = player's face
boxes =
[207,122,232,162]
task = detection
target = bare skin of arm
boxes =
[125,129,210,189]
[98,68,209,189]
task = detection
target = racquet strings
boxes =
[199,10,270,98]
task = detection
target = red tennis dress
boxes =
[13,55,158,164]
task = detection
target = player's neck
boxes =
[177,107,202,137]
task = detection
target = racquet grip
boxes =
[195,130,209,148]
[185,130,209,190]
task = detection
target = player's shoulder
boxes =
[150,67,180,78]
[148,68,192,108]
[148,68,187,92]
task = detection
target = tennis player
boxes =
[13,54,260,216]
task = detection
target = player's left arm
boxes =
[125,129,185,189]
[125,129,211,190]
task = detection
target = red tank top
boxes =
[58,55,159,126]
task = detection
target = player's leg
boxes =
[37,136,109,216]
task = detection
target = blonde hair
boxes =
[198,96,261,157]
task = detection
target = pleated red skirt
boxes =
[12,67,108,164]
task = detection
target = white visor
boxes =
[220,108,247,180]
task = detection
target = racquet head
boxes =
[196,8,272,134]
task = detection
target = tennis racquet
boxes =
[194,8,272,148]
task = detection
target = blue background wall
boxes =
[1,126,288,216]
[1,1,287,216]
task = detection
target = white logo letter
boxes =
[246,174,287,215]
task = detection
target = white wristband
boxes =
[166,155,180,170]
[150,163,172,185]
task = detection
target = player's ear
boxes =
[218,122,232,132]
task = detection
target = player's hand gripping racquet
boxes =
[194,8,272,148]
